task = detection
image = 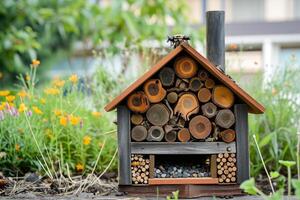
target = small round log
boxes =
[131,114,143,125]
[127,91,150,113]
[167,92,178,104]
[189,77,203,92]
[147,126,165,142]
[143,79,166,103]
[178,128,191,142]
[198,70,208,81]
[205,78,215,89]
[146,104,170,126]
[215,109,235,128]
[220,129,236,143]
[165,131,177,142]
[159,67,175,87]
[231,177,236,182]
[212,86,234,108]
[189,115,212,139]
[131,126,148,141]
[174,93,199,121]
[174,57,197,78]
[201,102,217,118]
[198,88,211,103]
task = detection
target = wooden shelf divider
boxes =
[149,177,219,185]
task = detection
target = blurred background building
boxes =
[186,0,300,76]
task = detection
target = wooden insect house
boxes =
[105,11,265,198]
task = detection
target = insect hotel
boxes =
[105,11,265,198]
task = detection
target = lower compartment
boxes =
[119,184,243,198]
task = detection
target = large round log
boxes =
[198,70,208,81]
[131,114,143,125]
[146,104,170,126]
[167,92,178,104]
[189,77,203,92]
[219,129,236,143]
[212,86,234,108]
[189,115,212,139]
[178,128,191,142]
[174,93,199,121]
[159,67,175,87]
[215,109,235,128]
[198,88,211,103]
[143,79,166,103]
[131,126,148,141]
[201,102,217,118]
[147,126,165,142]
[127,91,150,113]
[205,78,215,89]
[174,57,197,78]
[165,131,177,142]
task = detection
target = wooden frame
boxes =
[148,178,219,185]
[131,142,236,154]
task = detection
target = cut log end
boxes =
[215,109,235,129]
[131,126,148,142]
[144,79,166,103]
[220,129,236,143]
[189,115,212,139]
[201,102,217,118]
[146,104,170,126]
[131,114,143,125]
[174,93,199,121]
[212,86,234,108]
[127,91,150,113]
[159,67,175,87]
[174,57,197,78]
[198,88,212,103]
[178,128,191,142]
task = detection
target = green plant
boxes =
[166,190,179,200]
[278,160,296,196]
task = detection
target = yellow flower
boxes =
[6,95,15,102]
[53,78,65,88]
[26,75,30,81]
[0,104,5,111]
[83,135,91,145]
[15,144,20,152]
[69,74,78,84]
[40,98,46,105]
[60,116,68,126]
[0,90,10,96]
[33,106,43,115]
[17,90,27,98]
[18,103,27,113]
[44,88,60,95]
[31,59,40,67]
[54,109,62,117]
[70,115,81,126]
[92,111,101,118]
[76,163,84,172]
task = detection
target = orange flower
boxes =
[31,59,40,67]
[69,74,78,84]
[33,106,43,115]
[44,88,60,95]
[54,109,62,117]
[6,95,15,102]
[0,90,10,96]
[53,78,65,88]
[15,144,20,152]
[83,135,91,145]
[60,116,68,126]
[76,163,84,172]
[18,103,27,113]
[17,90,27,98]
[70,115,81,125]
[92,111,101,118]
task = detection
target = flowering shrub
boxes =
[0,60,117,176]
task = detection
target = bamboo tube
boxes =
[147,126,165,142]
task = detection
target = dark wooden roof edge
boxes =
[104,43,265,114]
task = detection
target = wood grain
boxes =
[148,177,219,185]
[131,142,236,154]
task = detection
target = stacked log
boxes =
[131,154,150,184]
[216,153,237,183]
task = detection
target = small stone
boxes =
[24,173,40,183]
[161,174,167,178]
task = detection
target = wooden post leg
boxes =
[117,105,131,185]
[234,104,249,183]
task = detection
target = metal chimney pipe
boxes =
[206,11,225,72]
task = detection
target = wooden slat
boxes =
[104,42,265,114]
[149,155,155,179]
[234,104,249,184]
[210,155,217,178]
[117,105,131,185]
[148,178,218,185]
[131,142,236,154]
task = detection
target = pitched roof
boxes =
[105,42,265,114]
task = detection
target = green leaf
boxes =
[270,171,280,179]
[240,178,258,195]
[278,160,296,167]
[267,189,283,200]
[292,179,300,197]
